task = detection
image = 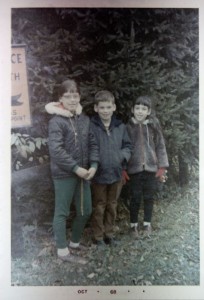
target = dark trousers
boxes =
[129,171,157,223]
[91,181,122,241]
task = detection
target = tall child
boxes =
[45,79,99,263]
[127,95,169,238]
[90,90,132,246]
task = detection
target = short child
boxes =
[90,90,132,246]
[127,95,169,238]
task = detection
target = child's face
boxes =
[94,100,116,123]
[132,104,151,123]
[60,90,80,113]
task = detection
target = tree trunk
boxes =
[178,153,189,186]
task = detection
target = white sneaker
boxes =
[143,225,152,237]
[58,253,87,264]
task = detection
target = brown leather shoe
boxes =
[130,227,139,239]
[92,239,106,247]
[58,254,87,264]
[104,237,119,246]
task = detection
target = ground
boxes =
[11,165,199,286]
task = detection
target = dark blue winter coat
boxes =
[46,102,99,179]
[90,114,132,184]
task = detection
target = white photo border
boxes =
[0,0,203,299]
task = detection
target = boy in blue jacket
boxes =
[90,90,132,246]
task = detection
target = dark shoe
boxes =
[58,254,87,264]
[130,226,139,239]
[143,225,152,237]
[93,239,106,247]
[104,237,119,246]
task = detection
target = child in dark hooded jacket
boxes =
[45,79,99,264]
[90,90,132,246]
[127,95,169,238]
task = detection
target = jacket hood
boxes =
[45,102,82,117]
[91,114,122,129]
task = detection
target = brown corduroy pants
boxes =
[91,181,122,241]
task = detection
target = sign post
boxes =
[11,45,32,128]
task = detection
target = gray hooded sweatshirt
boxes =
[127,117,169,174]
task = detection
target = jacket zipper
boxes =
[75,116,84,216]
[139,124,145,170]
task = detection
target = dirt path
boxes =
[11,171,199,286]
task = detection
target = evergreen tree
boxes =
[11,8,198,185]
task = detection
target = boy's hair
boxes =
[54,79,80,100]
[134,96,151,109]
[94,90,115,105]
[133,95,160,130]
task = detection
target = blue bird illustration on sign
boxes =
[12,93,23,106]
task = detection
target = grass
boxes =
[11,173,199,286]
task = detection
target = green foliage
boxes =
[11,8,199,184]
[11,132,49,170]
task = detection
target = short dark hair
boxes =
[134,96,151,108]
[94,90,115,105]
[54,79,80,100]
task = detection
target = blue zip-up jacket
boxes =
[90,114,132,184]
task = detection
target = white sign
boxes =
[11,45,31,128]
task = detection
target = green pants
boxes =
[53,177,92,248]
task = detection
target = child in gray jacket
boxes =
[127,95,169,238]
[90,90,132,246]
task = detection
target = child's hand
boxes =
[122,170,130,185]
[75,167,89,179]
[155,168,168,183]
[85,167,97,180]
